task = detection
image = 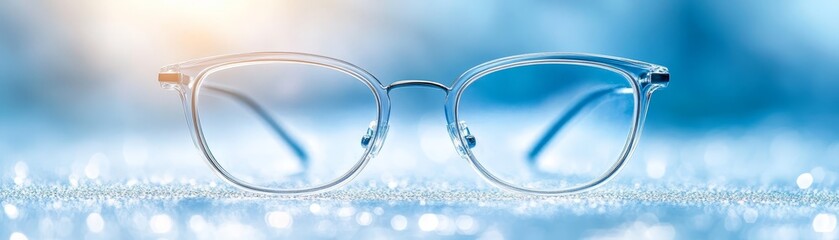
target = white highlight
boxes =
[265,211,293,229]
[309,203,322,214]
[813,213,837,233]
[9,232,27,240]
[356,212,373,226]
[4,204,19,219]
[391,215,408,231]
[797,173,814,189]
[149,214,173,233]
[418,213,439,232]
[86,213,105,233]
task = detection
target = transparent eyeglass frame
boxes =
[158,52,670,196]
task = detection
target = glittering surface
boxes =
[3,125,839,239]
[2,181,839,239]
[2,183,838,209]
[3,123,839,239]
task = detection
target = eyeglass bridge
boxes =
[385,80,450,92]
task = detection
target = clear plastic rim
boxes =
[445,53,659,196]
[186,54,391,195]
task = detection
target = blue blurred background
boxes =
[1,0,837,185]
[1,1,839,239]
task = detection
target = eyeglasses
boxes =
[157,52,669,196]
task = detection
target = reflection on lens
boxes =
[457,63,636,191]
[196,62,378,190]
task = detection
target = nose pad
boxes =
[448,120,477,159]
[360,120,387,157]
[360,121,377,148]
[462,127,477,149]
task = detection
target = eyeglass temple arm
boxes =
[202,85,310,166]
[526,87,631,162]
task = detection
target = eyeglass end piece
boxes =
[650,72,669,85]
[158,72,184,89]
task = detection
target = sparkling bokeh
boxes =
[2,1,839,239]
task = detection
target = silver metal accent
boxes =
[385,80,450,92]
